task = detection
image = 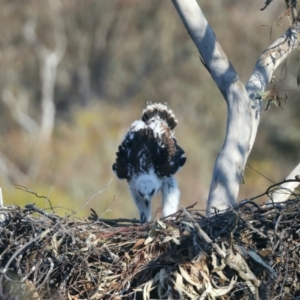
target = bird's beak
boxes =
[145,197,150,208]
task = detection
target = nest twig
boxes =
[0,186,300,299]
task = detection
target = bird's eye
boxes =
[150,189,155,197]
[138,190,144,197]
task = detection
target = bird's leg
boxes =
[161,176,180,217]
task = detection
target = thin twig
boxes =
[70,179,112,218]
[249,179,300,201]
[14,185,55,213]
[24,203,58,222]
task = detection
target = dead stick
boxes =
[182,207,226,259]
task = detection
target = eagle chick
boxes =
[112,103,186,223]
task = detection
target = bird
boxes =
[112,103,186,223]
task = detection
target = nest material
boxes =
[0,197,300,300]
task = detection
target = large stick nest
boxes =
[1,191,300,299]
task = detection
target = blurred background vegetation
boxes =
[0,0,299,219]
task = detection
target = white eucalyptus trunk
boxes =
[171,0,300,214]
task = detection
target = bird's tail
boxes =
[142,103,178,130]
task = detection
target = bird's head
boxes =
[129,172,161,223]
[135,176,160,207]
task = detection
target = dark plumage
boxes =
[112,103,186,223]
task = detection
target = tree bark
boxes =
[171,0,300,214]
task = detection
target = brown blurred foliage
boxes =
[0,0,299,218]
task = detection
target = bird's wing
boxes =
[171,139,186,172]
[151,127,186,177]
[112,127,154,180]
[113,119,186,180]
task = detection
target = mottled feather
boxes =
[113,103,186,180]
